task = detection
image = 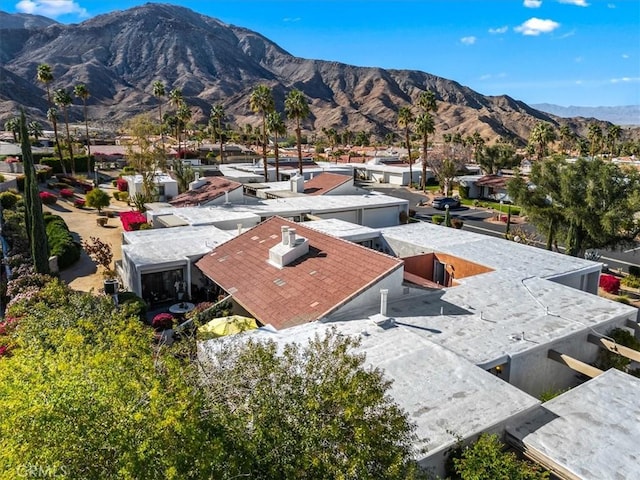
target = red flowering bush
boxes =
[116,178,129,192]
[60,188,75,199]
[39,191,58,205]
[120,210,148,231]
[152,313,174,331]
[599,274,621,295]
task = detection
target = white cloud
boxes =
[489,26,508,34]
[16,0,88,18]
[460,36,476,45]
[574,56,583,63]
[524,0,542,8]
[607,3,616,8]
[610,77,640,84]
[283,17,301,23]
[622,54,629,59]
[514,17,560,36]
[558,0,589,6]
[479,73,507,81]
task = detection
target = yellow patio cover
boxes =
[198,315,258,338]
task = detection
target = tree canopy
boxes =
[508,156,640,256]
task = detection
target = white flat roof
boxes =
[508,369,640,479]
[303,218,380,242]
[122,226,235,267]
[201,319,539,461]
[151,208,261,228]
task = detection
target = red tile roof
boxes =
[169,177,242,207]
[303,172,352,195]
[475,175,508,188]
[196,217,402,330]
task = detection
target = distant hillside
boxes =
[532,103,640,126]
[0,3,624,144]
[0,10,58,29]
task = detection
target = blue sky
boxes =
[8,0,640,107]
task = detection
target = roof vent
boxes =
[269,227,309,268]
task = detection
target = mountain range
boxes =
[0,3,633,144]
[531,104,639,127]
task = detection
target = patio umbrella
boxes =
[198,315,257,338]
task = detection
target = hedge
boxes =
[44,213,81,269]
[117,292,148,320]
[0,191,19,210]
[40,155,94,175]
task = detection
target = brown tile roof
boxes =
[196,217,402,330]
[169,177,242,207]
[303,172,352,195]
[475,175,508,188]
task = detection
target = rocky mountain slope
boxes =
[0,3,618,143]
[532,104,640,126]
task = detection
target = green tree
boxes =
[4,117,20,143]
[508,156,640,257]
[37,63,64,165]
[53,88,75,174]
[74,83,91,174]
[27,121,43,142]
[606,124,622,157]
[397,106,415,186]
[200,328,423,479]
[125,113,165,198]
[467,131,485,163]
[528,121,556,161]
[209,104,226,164]
[587,122,603,158]
[417,90,438,190]
[558,124,574,155]
[85,188,111,213]
[19,110,50,274]
[478,144,521,175]
[266,111,286,180]
[169,88,184,154]
[152,80,166,156]
[451,433,549,479]
[285,88,311,175]
[250,84,275,180]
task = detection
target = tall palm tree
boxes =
[529,121,556,161]
[417,90,438,190]
[468,131,485,163]
[250,84,275,181]
[285,89,311,175]
[210,104,226,164]
[74,83,91,174]
[266,111,286,180]
[37,63,63,164]
[152,81,166,157]
[415,112,435,191]
[607,124,622,157]
[397,106,414,187]
[587,122,603,159]
[177,102,192,160]
[169,88,184,153]
[53,88,75,174]
[558,124,574,155]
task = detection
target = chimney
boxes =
[380,289,389,316]
[194,171,200,181]
[224,191,229,204]
[237,223,243,235]
[290,174,305,193]
[269,225,309,268]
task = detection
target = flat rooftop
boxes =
[507,369,640,479]
[201,319,540,463]
[303,218,381,242]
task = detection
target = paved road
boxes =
[370,186,640,272]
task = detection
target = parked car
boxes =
[431,196,460,210]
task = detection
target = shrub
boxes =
[120,211,148,231]
[432,215,444,225]
[451,218,464,229]
[458,185,470,200]
[122,166,136,174]
[599,274,621,295]
[59,188,75,199]
[0,191,19,209]
[629,265,640,277]
[39,191,58,205]
[16,175,25,192]
[117,292,147,320]
[85,188,111,212]
[152,313,175,331]
[116,178,128,192]
[44,213,81,269]
[472,199,480,207]
[621,275,640,289]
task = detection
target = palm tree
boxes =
[169,88,184,153]
[74,83,91,174]
[250,84,275,181]
[54,88,75,174]
[558,124,574,155]
[529,121,556,161]
[266,111,286,180]
[4,117,20,143]
[177,102,192,160]
[607,124,622,157]
[415,112,435,191]
[587,122,603,158]
[285,89,311,175]
[152,81,166,156]
[468,131,485,163]
[28,121,43,142]
[37,63,63,164]
[397,106,414,187]
[210,104,226,164]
